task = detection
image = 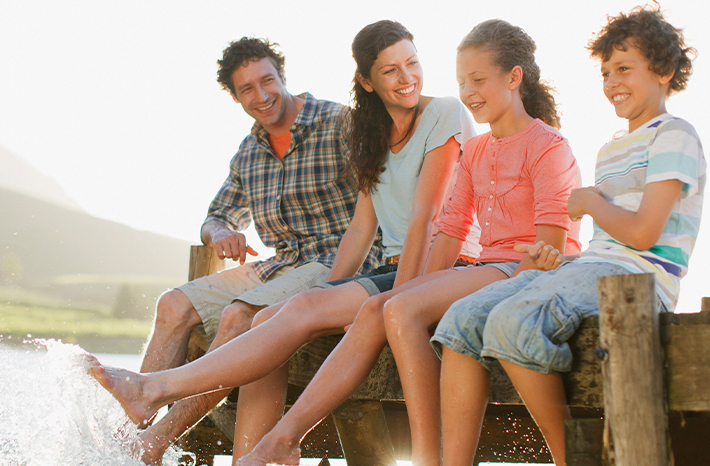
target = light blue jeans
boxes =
[431,261,631,374]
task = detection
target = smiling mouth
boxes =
[469,102,485,110]
[396,84,416,96]
[256,101,275,111]
[612,94,630,103]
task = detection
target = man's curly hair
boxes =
[588,5,695,95]
[217,37,286,95]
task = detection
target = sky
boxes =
[1,0,708,311]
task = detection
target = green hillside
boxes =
[0,186,197,351]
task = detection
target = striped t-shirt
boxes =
[578,113,706,310]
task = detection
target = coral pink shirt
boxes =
[438,119,582,262]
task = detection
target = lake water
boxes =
[0,337,540,466]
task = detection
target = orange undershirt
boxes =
[268,132,292,160]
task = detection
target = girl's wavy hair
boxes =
[458,19,560,129]
[587,5,695,96]
[349,20,414,193]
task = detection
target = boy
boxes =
[430,6,705,466]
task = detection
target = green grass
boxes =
[0,301,151,338]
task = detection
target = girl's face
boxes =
[456,47,517,128]
[358,40,422,112]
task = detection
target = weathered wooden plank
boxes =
[188,245,224,282]
[332,400,397,466]
[598,273,670,466]
[565,418,603,466]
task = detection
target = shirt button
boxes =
[491,180,495,185]
[488,207,492,212]
[489,194,493,199]
[485,222,490,226]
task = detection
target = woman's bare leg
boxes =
[499,361,570,466]
[236,290,398,466]
[440,348,490,466]
[383,266,506,466]
[88,282,370,427]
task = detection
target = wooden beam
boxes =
[598,273,670,466]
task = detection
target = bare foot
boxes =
[236,430,301,466]
[85,354,164,427]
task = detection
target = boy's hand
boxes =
[568,187,602,222]
[514,242,570,271]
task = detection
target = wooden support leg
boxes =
[597,273,671,466]
[565,418,603,466]
[332,400,397,466]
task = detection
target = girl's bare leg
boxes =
[383,266,506,466]
[499,361,571,466]
[237,290,398,466]
[89,283,370,428]
[231,363,289,463]
[440,347,490,466]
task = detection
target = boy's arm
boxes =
[569,179,684,250]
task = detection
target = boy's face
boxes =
[601,42,672,132]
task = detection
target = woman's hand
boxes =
[514,241,576,271]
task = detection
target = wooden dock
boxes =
[179,246,710,466]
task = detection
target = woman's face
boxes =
[359,39,423,112]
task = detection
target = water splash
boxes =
[0,339,191,466]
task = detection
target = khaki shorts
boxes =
[177,261,330,349]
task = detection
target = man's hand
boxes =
[568,186,602,222]
[514,241,573,271]
[211,228,258,264]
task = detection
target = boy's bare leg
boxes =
[139,299,271,463]
[440,347,490,466]
[499,361,571,466]
[383,266,506,466]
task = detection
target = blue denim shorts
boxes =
[431,261,631,374]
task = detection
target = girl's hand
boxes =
[514,241,569,271]
[567,187,602,222]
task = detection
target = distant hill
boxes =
[0,186,191,286]
[0,145,84,212]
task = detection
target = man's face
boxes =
[231,58,291,133]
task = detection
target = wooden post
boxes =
[597,273,670,466]
[188,245,225,281]
[332,400,398,466]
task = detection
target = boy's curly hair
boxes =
[217,37,286,95]
[588,5,695,95]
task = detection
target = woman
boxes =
[88,20,478,464]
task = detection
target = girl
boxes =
[89,20,478,464]
[237,19,582,466]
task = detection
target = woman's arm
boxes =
[326,191,380,281]
[568,180,684,250]
[393,136,460,288]
[423,232,464,273]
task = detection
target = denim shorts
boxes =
[317,264,399,297]
[431,261,632,374]
[454,260,520,278]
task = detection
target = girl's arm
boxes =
[325,191,380,281]
[511,224,568,277]
[423,232,464,274]
[568,179,684,250]
[393,136,460,288]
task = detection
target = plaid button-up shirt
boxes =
[204,93,383,281]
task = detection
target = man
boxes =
[138,37,382,463]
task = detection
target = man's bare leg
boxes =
[139,299,266,464]
[141,289,203,374]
